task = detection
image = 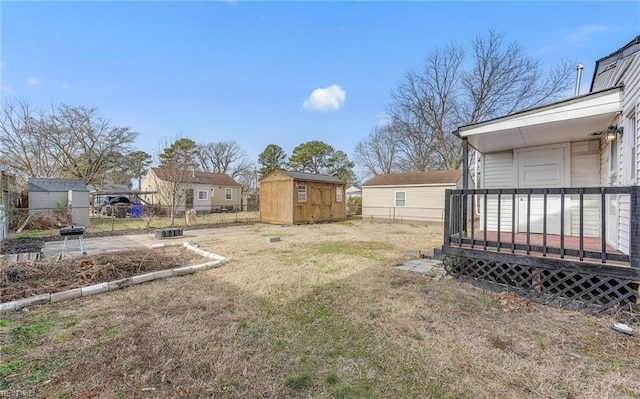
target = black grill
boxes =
[60,226,85,236]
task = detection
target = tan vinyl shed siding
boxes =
[362,184,454,223]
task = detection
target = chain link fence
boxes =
[4,205,261,236]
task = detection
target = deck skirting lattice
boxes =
[443,253,639,315]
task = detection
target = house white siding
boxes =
[604,50,640,254]
[362,184,453,223]
[480,142,600,237]
[481,151,514,231]
[461,36,640,257]
[569,140,600,237]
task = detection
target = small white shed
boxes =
[28,178,90,226]
[362,170,463,223]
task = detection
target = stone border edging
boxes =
[0,243,229,313]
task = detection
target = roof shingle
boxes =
[362,170,463,186]
[152,168,241,186]
[28,178,88,192]
[272,170,345,184]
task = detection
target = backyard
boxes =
[1,219,639,398]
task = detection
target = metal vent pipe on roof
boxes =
[575,64,584,96]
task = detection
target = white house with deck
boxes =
[441,35,640,314]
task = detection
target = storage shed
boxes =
[28,178,90,226]
[362,170,463,223]
[260,170,347,224]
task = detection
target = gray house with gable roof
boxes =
[28,178,90,226]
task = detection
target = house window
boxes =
[225,188,232,200]
[336,187,343,202]
[298,185,307,202]
[198,190,208,200]
[610,137,618,181]
[395,191,406,207]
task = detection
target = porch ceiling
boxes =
[458,86,623,153]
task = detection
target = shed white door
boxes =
[517,146,568,234]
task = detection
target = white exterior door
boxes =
[516,145,569,234]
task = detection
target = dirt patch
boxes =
[1,237,45,254]
[0,246,206,302]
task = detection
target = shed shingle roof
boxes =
[28,178,88,192]
[362,170,463,186]
[276,170,345,184]
[152,168,241,186]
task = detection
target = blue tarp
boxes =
[131,204,143,218]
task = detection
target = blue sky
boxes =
[1,1,639,171]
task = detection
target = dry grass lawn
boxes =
[1,219,639,398]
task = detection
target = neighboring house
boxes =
[362,170,463,223]
[260,170,346,225]
[346,185,362,198]
[28,178,90,226]
[141,168,242,213]
[441,35,640,313]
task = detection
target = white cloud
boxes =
[1,84,13,95]
[27,77,41,86]
[62,82,71,90]
[564,25,612,44]
[303,84,346,112]
[538,25,614,54]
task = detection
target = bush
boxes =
[348,196,362,216]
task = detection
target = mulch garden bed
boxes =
[0,247,208,302]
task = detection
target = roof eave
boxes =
[457,86,623,153]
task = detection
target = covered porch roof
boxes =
[457,86,623,153]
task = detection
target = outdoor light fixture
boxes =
[606,125,620,142]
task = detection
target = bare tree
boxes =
[353,124,400,178]
[387,30,574,171]
[156,137,198,225]
[196,140,252,179]
[234,165,259,196]
[0,99,63,183]
[0,100,137,186]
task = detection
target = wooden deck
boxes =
[447,230,628,266]
[474,231,621,254]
